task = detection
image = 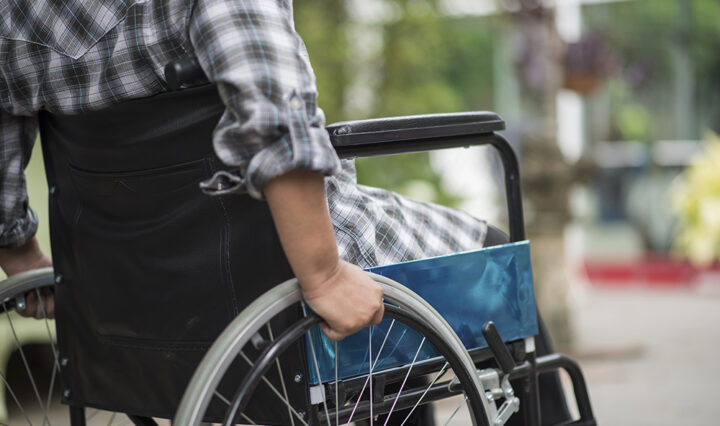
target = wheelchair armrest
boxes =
[327,112,505,158]
[328,112,524,242]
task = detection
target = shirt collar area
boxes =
[0,0,147,59]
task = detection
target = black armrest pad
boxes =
[327,112,504,147]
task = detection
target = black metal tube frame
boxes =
[332,130,536,424]
[510,355,596,425]
[333,133,525,242]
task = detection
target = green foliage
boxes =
[584,0,720,138]
[294,1,350,123]
[295,1,498,205]
[606,80,654,141]
[671,132,720,266]
[362,0,463,204]
[355,154,462,206]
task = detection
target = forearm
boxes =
[0,237,52,277]
[264,169,339,292]
[264,169,384,341]
[0,112,40,249]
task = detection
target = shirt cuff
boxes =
[202,93,341,199]
[0,207,39,249]
[246,93,340,198]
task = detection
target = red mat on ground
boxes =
[582,254,719,287]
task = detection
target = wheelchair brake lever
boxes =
[480,322,520,425]
[482,322,515,375]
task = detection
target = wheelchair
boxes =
[0,57,595,426]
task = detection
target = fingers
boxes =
[370,301,384,326]
[304,262,385,341]
[17,291,37,318]
[320,322,347,342]
[43,288,55,319]
[15,289,55,319]
[319,300,385,342]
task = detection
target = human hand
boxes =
[301,260,384,341]
[17,287,55,320]
[0,237,54,319]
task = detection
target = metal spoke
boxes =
[241,412,258,425]
[346,320,396,425]
[214,387,255,424]
[380,328,409,366]
[369,327,374,426]
[0,369,32,425]
[238,352,310,426]
[35,288,60,424]
[399,362,450,426]
[35,289,61,372]
[443,396,468,426]
[214,390,232,406]
[301,304,331,426]
[334,340,339,426]
[383,337,426,426]
[44,359,58,420]
[3,303,50,426]
[267,323,295,426]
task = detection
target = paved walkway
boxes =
[570,284,720,426]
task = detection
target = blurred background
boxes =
[7,0,720,424]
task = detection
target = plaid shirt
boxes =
[0,0,487,266]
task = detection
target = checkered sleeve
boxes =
[0,111,39,248]
[188,0,341,199]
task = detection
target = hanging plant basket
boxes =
[563,72,601,96]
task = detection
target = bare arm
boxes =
[188,1,381,340]
[0,112,53,318]
[0,237,54,318]
[264,170,384,341]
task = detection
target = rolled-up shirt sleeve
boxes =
[0,111,39,248]
[188,0,341,199]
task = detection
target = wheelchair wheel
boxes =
[0,268,61,424]
[0,269,157,425]
[175,273,495,426]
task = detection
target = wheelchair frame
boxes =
[168,58,595,426]
[170,108,596,425]
[0,58,595,426]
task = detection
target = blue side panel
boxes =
[305,241,538,385]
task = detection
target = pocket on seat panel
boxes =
[64,158,236,347]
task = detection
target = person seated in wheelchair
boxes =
[0,0,570,424]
